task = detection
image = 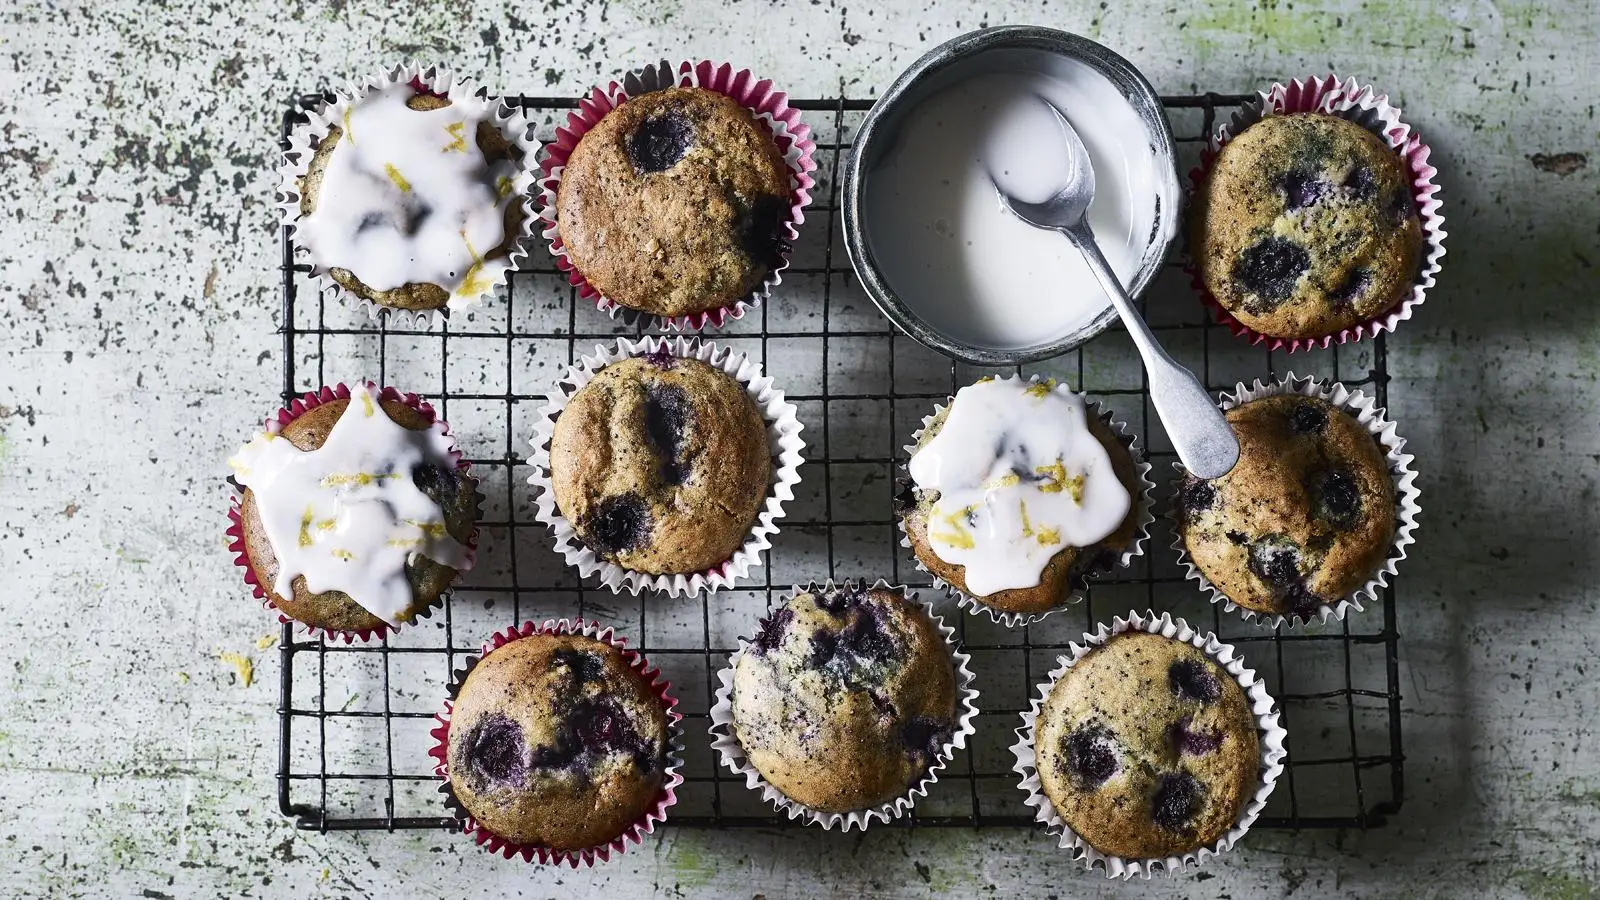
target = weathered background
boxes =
[2,0,1597,897]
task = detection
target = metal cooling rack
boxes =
[273,91,1404,833]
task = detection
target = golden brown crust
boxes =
[1035,632,1259,860]
[901,408,1143,615]
[1192,112,1423,339]
[550,356,770,575]
[238,396,477,632]
[297,92,526,311]
[445,634,668,850]
[555,86,791,317]
[731,586,957,813]
[1177,395,1395,615]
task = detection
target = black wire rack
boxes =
[273,90,1404,834]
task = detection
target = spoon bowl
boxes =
[990,95,1240,479]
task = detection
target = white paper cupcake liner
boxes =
[1169,372,1421,628]
[895,376,1155,628]
[1186,74,1447,351]
[428,618,683,867]
[276,62,539,330]
[1010,610,1288,879]
[707,579,980,830]
[527,335,805,597]
[534,59,817,332]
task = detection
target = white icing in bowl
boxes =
[907,379,1130,596]
[296,84,522,301]
[229,385,473,627]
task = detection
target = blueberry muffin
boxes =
[298,85,527,312]
[731,584,958,813]
[550,353,770,575]
[235,394,478,634]
[1034,631,1259,860]
[1175,394,1395,618]
[556,86,792,318]
[899,398,1145,617]
[446,633,670,850]
[1192,112,1422,339]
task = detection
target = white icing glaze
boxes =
[907,379,1131,596]
[297,84,520,301]
[229,385,473,627]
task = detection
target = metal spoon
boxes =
[991,97,1238,479]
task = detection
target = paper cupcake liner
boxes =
[1184,74,1447,351]
[534,59,818,332]
[1169,372,1421,628]
[223,382,481,643]
[895,377,1155,628]
[1010,610,1287,879]
[708,579,980,830]
[276,62,540,330]
[527,335,805,597]
[427,619,683,867]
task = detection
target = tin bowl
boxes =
[841,25,1180,366]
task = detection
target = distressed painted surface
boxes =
[1,0,1598,896]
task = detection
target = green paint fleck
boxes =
[1511,870,1598,900]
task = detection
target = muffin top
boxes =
[901,379,1141,616]
[230,385,477,633]
[1193,112,1422,339]
[446,633,669,851]
[550,353,771,575]
[298,84,526,311]
[1176,394,1396,618]
[555,86,792,318]
[731,584,958,813]
[1035,631,1259,860]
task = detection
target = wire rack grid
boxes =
[271,90,1404,834]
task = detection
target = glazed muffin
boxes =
[555,86,792,318]
[550,353,770,575]
[900,379,1145,618]
[731,584,958,813]
[445,632,670,850]
[230,385,478,634]
[1034,631,1259,860]
[1175,394,1395,618]
[1192,112,1422,339]
[296,82,527,312]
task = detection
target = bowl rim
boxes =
[841,25,1181,366]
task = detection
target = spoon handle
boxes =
[1062,222,1239,479]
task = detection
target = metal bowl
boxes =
[841,25,1180,365]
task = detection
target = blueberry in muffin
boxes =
[731,583,958,813]
[1034,631,1259,860]
[1175,394,1396,619]
[550,354,770,575]
[445,632,670,850]
[555,86,792,318]
[1192,112,1423,340]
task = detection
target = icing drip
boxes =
[907,379,1130,595]
[230,385,473,626]
[297,84,519,301]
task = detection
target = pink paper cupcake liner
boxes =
[1185,74,1447,352]
[427,619,684,867]
[224,382,480,643]
[535,59,817,332]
